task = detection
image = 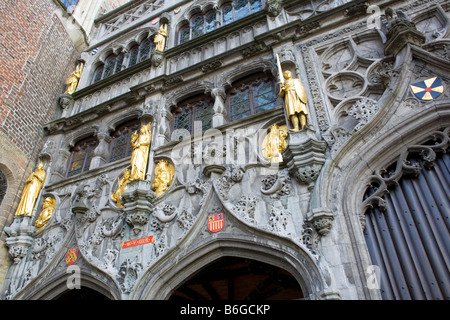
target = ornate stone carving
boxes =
[284,129,327,190]
[117,256,143,293]
[122,180,155,235]
[232,195,257,224]
[384,8,426,56]
[260,169,291,199]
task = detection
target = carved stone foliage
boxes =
[212,163,329,255]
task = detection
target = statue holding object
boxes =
[277,54,308,131]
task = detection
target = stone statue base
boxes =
[283,128,327,190]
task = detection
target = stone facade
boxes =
[1,0,449,300]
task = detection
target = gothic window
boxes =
[221,0,263,26]
[172,95,214,134]
[178,24,190,45]
[177,0,263,45]
[102,55,117,78]
[91,37,154,83]
[0,170,7,206]
[138,38,153,62]
[227,73,278,121]
[92,65,104,83]
[67,136,99,177]
[205,11,216,33]
[234,0,249,20]
[114,53,125,74]
[128,45,139,67]
[222,4,234,25]
[108,119,141,163]
[191,15,205,39]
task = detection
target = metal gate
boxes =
[362,128,450,300]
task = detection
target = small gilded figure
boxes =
[152,160,175,197]
[15,163,46,217]
[277,54,308,131]
[154,24,168,52]
[34,197,56,232]
[262,124,288,163]
[65,62,84,95]
[130,122,152,181]
[111,169,131,208]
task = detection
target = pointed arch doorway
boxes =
[169,256,304,300]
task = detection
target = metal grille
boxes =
[362,129,450,300]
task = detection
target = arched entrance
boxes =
[54,286,111,300]
[169,256,304,300]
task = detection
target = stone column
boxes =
[211,88,227,128]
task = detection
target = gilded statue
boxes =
[152,160,175,197]
[15,163,46,216]
[111,169,131,208]
[277,54,308,131]
[262,124,288,163]
[130,122,152,181]
[154,24,168,52]
[65,62,84,94]
[34,197,56,232]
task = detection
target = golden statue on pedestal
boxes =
[111,169,131,208]
[277,54,308,131]
[262,124,288,163]
[35,197,56,232]
[154,24,168,52]
[152,160,175,197]
[65,62,84,95]
[15,163,46,217]
[130,122,152,181]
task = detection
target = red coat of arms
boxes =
[65,247,79,265]
[208,213,224,233]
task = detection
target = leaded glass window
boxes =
[173,95,214,134]
[205,11,216,33]
[67,137,99,177]
[191,15,205,39]
[222,4,233,25]
[179,25,190,44]
[234,0,249,20]
[92,65,104,83]
[138,38,153,62]
[228,73,278,122]
[109,119,141,163]
[128,46,139,67]
[114,54,124,74]
[174,107,192,133]
[0,170,7,206]
[253,80,277,113]
[229,86,251,121]
[102,55,116,78]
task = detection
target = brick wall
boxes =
[0,0,81,291]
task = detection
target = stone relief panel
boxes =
[96,0,165,39]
